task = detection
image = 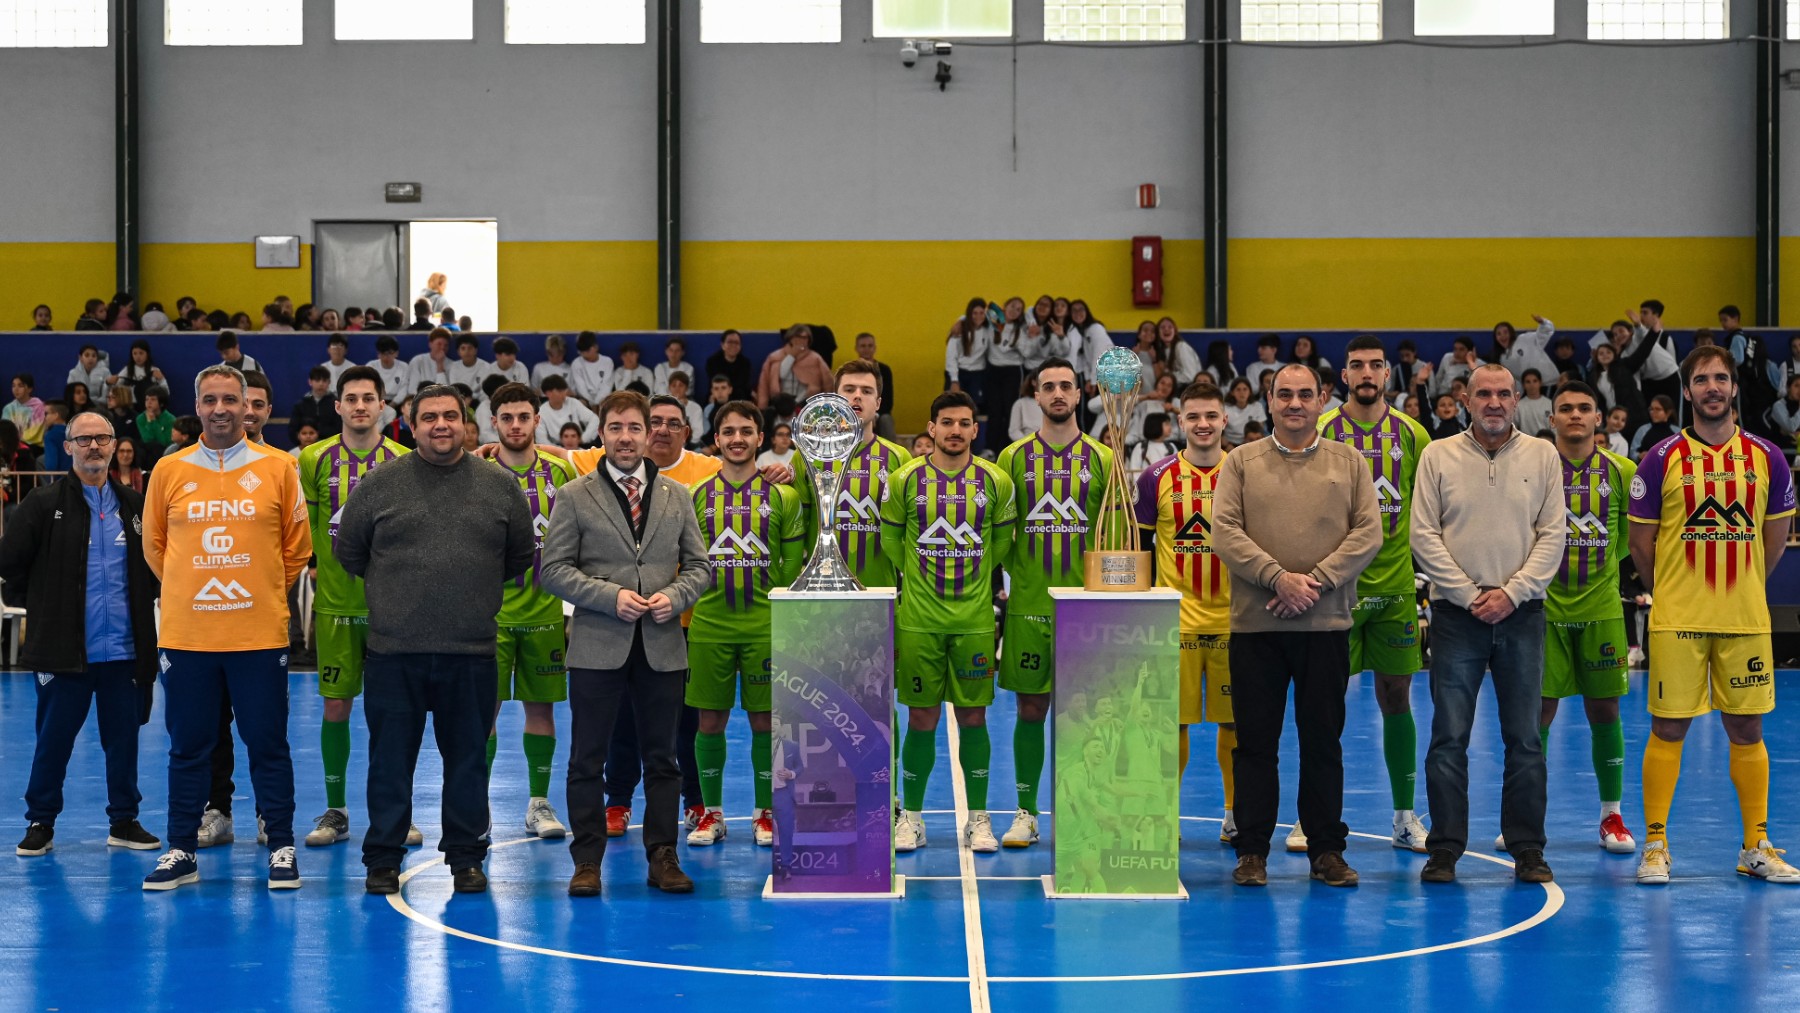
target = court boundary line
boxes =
[944,719,992,1013]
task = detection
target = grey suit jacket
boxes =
[539,462,711,672]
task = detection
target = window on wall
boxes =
[873,0,1011,36]
[1240,2,1380,41]
[701,0,840,42]
[166,2,302,46]
[0,0,107,47]
[506,0,645,44]
[1790,0,1799,37]
[1415,0,1553,35]
[1045,2,1184,41]
[1587,1,1729,39]
[335,0,475,41]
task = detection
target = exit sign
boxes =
[384,182,422,203]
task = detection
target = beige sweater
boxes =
[1212,436,1382,633]
[1410,428,1566,609]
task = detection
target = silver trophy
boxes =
[789,393,865,592]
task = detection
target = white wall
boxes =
[0,46,113,242]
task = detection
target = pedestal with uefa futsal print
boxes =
[765,395,902,899]
[1046,349,1184,900]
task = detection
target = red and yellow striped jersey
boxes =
[1627,427,1796,633]
[1134,451,1230,634]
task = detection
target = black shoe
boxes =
[1421,849,1458,883]
[1309,851,1360,888]
[365,867,401,895]
[569,862,602,897]
[1513,849,1554,884]
[647,845,694,894]
[452,866,489,894]
[16,822,53,857]
[107,819,161,851]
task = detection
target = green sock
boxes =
[322,719,351,810]
[959,724,991,813]
[485,733,498,776]
[901,728,936,811]
[696,731,727,809]
[1591,719,1626,805]
[1381,712,1416,811]
[752,730,772,810]
[523,732,555,799]
[1539,725,1551,753]
[1014,720,1046,815]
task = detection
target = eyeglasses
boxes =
[70,435,115,448]
[647,418,687,431]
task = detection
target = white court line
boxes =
[943,719,991,1013]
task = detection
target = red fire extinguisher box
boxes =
[1133,236,1162,307]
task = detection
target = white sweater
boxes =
[569,355,614,403]
[945,321,994,380]
[537,398,599,444]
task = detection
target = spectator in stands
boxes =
[1026,297,1064,373]
[1152,317,1202,386]
[757,325,829,408]
[1719,304,1779,439]
[1112,372,1179,448]
[1223,376,1267,446]
[30,304,53,331]
[1128,413,1178,470]
[1009,371,1044,443]
[1317,366,1343,413]
[1597,407,1630,457]
[228,311,254,331]
[106,293,137,331]
[169,415,201,453]
[530,334,570,390]
[1769,377,1800,451]
[666,373,706,448]
[62,383,94,418]
[67,345,111,403]
[1492,316,1556,387]
[108,438,145,493]
[418,272,449,314]
[134,389,171,461]
[114,340,165,407]
[704,329,753,403]
[1621,299,1681,409]
[140,300,171,331]
[438,308,459,331]
[379,306,405,330]
[1515,369,1553,436]
[985,299,1031,452]
[1290,334,1329,375]
[1390,339,1432,401]
[653,336,691,396]
[275,295,295,318]
[408,328,454,394]
[757,423,796,470]
[612,341,656,394]
[1426,393,1465,441]
[5,375,47,449]
[1204,341,1238,387]
[536,375,598,446]
[217,331,263,377]
[853,333,899,441]
[473,375,510,444]
[344,307,365,332]
[763,392,798,435]
[319,309,342,332]
[320,333,354,387]
[458,315,472,332]
[558,422,584,451]
[945,297,993,400]
[570,331,614,406]
[1629,396,1680,459]
[39,403,69,472]
[1429,337,1481,400]
[293,367,342,442]
[292,421,321,451]
[259,303,293,332]
[182,307,210,331]
[700,374,732,440]
[0,421,40,519]
[447,334,496,400]
[486,337,524,386]
[105,386,139,445]
[1127,320,1159,377]
[1246,334,1284,393]
[74,299,107,331]
[362,334,405,408]
[1585,338,1647,432]
[1774,335,1800,398]
[407,298,435,331]
[1242,419,1266,443]
[1692,327,1716,348]
[293,303,319,331]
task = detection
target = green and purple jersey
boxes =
[791,435,912,588]
[1318,405,1430,597]
[1549,447,1635,623]
[298,436,409,617]
[880,455,1016,634]
[689,472,807,643]
[996,431,1114,616]
[497,450,577,627]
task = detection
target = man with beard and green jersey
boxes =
[791,359,913,587]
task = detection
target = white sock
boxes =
[1600,800,1622,818]
[1394,808,1415,823]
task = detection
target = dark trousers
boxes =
[207,688,236,814]
[983,364,1020,454]
[605,698,701,811]
[362,652,496,873]
[570,634,685,866]
[24,661,144,826]
[1230,630,1351,859]
[1424,600,1548,858]
[162,648,294,853]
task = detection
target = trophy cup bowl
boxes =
[790,393,866,592]
[1087,348,1152,591]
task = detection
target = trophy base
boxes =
[789,550,868,594]
[1084,551,1152,592]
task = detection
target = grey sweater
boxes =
[336,452,534,656]
[1411,428,1566,609]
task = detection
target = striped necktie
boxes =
[621,474,642,530]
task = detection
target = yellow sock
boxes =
[1641,734,1684,846]
[1729,741,1771,850]
[1178,725,1190,777]
[1217,725,1237,810]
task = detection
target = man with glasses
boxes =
[1411,364,1565,885]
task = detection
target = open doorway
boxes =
[313,219,498,329]
[408,221,498,332]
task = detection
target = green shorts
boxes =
[686,640,773,712]
[497,624,568,703]
[317,614,369,699]
[1349,594,1421,676]
[998,612,1055,695]
[1543,617,1630,700]
[896,628,996,709]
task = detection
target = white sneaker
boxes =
[526,798,568,840]
[1285,821,1307,853]
[1001,809,1039,848]
[1627,646,1647,668]
[1219,809,1237,845]
[1392,811,1429,853]
[1738,840,1800,884]
[405,825,424,847]
[686,808,727,846]
[964,812,999,853]
[1599,812,1635,854]
[304,808,350,847]
[196,808,234,848]
[753,809,775,847]
[1637,841,1672,885]
[894,810,925,853]
[1494,833,1507,852]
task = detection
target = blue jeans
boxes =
[1424,599,1548,858]
[24,661,145,826]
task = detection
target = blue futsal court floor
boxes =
[2,669,1797,1013]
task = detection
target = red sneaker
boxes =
[687,809,727,846]
[605,806,629,838]
[684,804,707,832]
[1599,812,1636,854]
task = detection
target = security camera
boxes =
[901,39,918,68]
[935,60,952,91]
